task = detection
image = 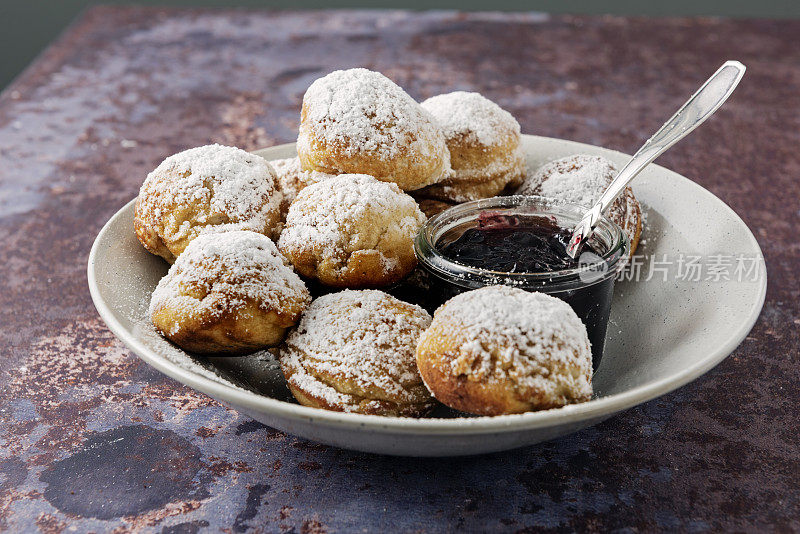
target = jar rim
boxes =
[414,195,630,289]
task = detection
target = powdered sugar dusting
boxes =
[150,230,310,333]
[516,154,633,234]
[280,290,432,412]
[421,91,520,147]
[277,174,426,276]
[422,286,592,397]
[517,155,614,207]
[269,156,337,206]
[299,68,446,160]
[137,144,282,236]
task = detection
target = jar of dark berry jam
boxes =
[414,195,629,370]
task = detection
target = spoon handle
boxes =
[566,60,746,259]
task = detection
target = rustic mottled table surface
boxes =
[0,7,797,532]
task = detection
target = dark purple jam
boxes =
[424,212,614,371]
[440,212,600,272]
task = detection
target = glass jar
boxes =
[413,195,629,370]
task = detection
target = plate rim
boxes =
[87,135,767,435]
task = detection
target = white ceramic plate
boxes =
[88,135,767,456]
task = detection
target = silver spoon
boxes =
[566,60,746,259]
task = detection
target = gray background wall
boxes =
[2,1,799,90]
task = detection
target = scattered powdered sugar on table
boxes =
[277,174,425,275]
[150,230,310,332]
[421,91,520,146]
[299,68,445,159]
[425,286,592,396]
[280,290,432,410]
[137,144,282,231]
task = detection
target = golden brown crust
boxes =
[418,92,527,202]
[416,323,589,416]
[419,167,522,203]
[277,174,426,289]
[298,123,450,192]
[134,145,283,263]
[152,301,295,355]
[134,200,177,262]
[623,188,643,255]
[284,382,433,417]
[279,290,436,417]
[415,286,593,416]
[149,230,310,355]
[447,134,523,179]
[296,69,451,191]
[293,246,415,289]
